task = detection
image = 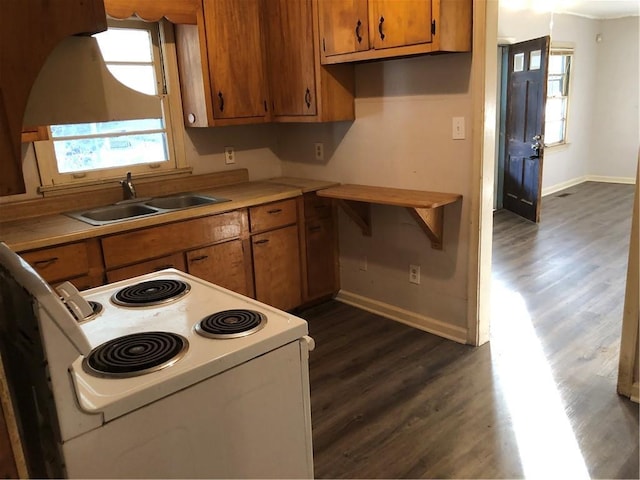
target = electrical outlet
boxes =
[314,142,324,161]
[359,255,368,271]
[452,117,465,140]
[224,146,235,164]
[409,264,420,284]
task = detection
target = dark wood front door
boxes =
[503,36,550,222]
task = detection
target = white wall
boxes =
[591,16,640,180]
[182,124,281,181]
[277,53,474,338]
[498,7,639,191]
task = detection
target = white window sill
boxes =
[544,142,570,153]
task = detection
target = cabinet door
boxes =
[106,253,187,283]
[186,240,252,297]
[318,0,370,56]
[264,0,317,116]
[368,0,432,50]
[252,225,302,311]
[203,0,268,120]
[305,217,339,300]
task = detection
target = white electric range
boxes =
[0,242,314,478]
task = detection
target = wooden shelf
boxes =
[317,184,462,249]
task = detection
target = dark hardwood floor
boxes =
[298,181,639,479]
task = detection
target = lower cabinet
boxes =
[19,195,334,309]
[301,192,340,303]
[106,253,187,283]
[186,239,254,297]
[305,217,339,300]
[101,211,250,295]
[252,225,302,311]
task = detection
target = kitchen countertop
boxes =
[0,177,338,252]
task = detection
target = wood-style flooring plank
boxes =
[299,182,638,479]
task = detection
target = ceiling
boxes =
[558,0,640,18]
[501,0,640,19]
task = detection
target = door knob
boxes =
[531,134,543,155]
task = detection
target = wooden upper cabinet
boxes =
[204,0,268,120]
[264,0,317,117]
[368,0,432,50]
[175,0,269,126]
[318,0,369,58]
[263,0,355,122]
[318,0,471,65]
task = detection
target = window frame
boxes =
[34,19,188,192]
[544,47,573,148]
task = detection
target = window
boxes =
[35,20,186,189]
[545,49,572,146]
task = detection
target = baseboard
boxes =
[335,290,468,344]
[542,176,587,196]
[542,175,636,197]
[585,175,636,185]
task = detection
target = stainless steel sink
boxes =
[144,194,229,210]
[65,193,230,226]
[67,203,160,226]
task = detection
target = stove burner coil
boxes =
[112,279,190,307]
[195,309,267,339]
[83,331,188,378]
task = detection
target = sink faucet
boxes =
[120,171,136,200]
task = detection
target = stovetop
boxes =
[70,269,308,421]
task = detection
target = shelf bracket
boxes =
[408,207,444,250]
[337,199,372,236]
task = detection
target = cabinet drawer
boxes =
[303,193,333,220]
[106,253,186,283]
[249,199,297,232]
[102,210,247,269]
[21,240,98,283]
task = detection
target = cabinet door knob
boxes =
[190,255,209,262]
[254,239,269,245]
[378,16,385,40]
[218,91,225,112]
[355,19,363,44]
[267,208,283,214]
[309,226,322,233]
